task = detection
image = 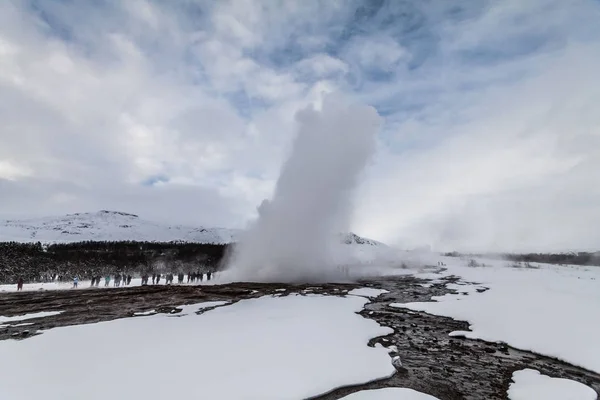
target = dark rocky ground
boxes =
[0,273,598,399]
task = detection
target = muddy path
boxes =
[0,275,598,399]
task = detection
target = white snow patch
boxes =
[348,288,389,298]
[173,301,229,316]
[133,310,156,316]
[392,257,600,373]
[340,388,440,399]
[0,295,394,400]
[507,369,597,400]
[0,311,63,323]
[448,331,469,338]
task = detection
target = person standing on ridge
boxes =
[17,277,24,291]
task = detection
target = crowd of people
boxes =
[139,271,213,286]
[13,270,216,291]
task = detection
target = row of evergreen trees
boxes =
[0,241,230,284]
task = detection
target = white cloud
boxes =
[344,35,409,72]
[0,0,598,252]
[353,15,600,251]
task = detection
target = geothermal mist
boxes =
[228,97,381,282]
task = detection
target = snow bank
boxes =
[0,281,75,292]
[392,257,600,373]
[0,295,394,400]
[0,311,62,324]
[340,388,439,399]
[348,288,389,298]
[507,369,597,400]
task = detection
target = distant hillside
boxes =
[0,211,386,249]
[0,211,240,244]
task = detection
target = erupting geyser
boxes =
[227,96,381,282]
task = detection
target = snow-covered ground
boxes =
[339,388,440,399]
[0,311,62,324]
[348,287,389,298]
[2,250,599,397]
[0,295,395,400]
[508,369,597,400]
[393,256,600,373]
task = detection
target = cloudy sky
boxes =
[1,0,599,252]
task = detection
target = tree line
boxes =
[444,251,600,266]
[0,241,231,284]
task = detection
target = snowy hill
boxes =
[339,232,384,247]
[0,211,387,250]
[0,211,240,244]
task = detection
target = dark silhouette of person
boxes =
[17,277,24,291]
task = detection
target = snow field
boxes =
[0,294,395,400]
[508,369,597,400]
[392,257,600,373]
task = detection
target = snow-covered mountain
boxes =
[0,211,240,244]
[339,232,384,247]
[0,211,387,249]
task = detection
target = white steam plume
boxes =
[227,96,381,282]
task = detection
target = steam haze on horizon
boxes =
[1,1,599,253]
[228,97,380,282]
